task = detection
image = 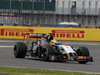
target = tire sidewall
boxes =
[14,42,27,58]
[77,47,90,64]
[41,45,55,61]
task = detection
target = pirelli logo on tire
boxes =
[52,30,85,39]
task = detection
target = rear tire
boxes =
[77,47,90,64]
[41,45,55,61]
[14,42,27,58]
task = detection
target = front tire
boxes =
[14,42,27,58]
[77,47,90,64]
[41,45,55,61]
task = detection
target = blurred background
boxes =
[0,0,100,28]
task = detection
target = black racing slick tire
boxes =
[77,47,90,64]
[41,45,55,61]
[14,42,27,58]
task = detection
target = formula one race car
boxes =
[14,33,93,64]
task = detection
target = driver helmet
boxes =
[44,34,53,42]
[50,40,59,45]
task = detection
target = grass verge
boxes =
[0,67,99,75]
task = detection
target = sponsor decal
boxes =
[52,30,85,38]
[0,28,34,37]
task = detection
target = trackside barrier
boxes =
[0,26,100,41]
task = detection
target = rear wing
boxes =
[23,33,46,45]
[29,33,46,38]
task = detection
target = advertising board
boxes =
[0,26,100,41]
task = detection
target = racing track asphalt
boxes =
[0,39,100,74]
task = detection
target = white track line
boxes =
[0,40,15,42]
[0,40,100,45]
[0,46,13,47]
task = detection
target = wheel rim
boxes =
[42,47,48,60]
[77,49,82,56]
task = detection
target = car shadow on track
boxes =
[25,57,92,65]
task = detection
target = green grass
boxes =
[0,67,99,75]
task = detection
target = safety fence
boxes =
[0,0,100,26]
[0,0,55,11]
[0,26,100,41]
